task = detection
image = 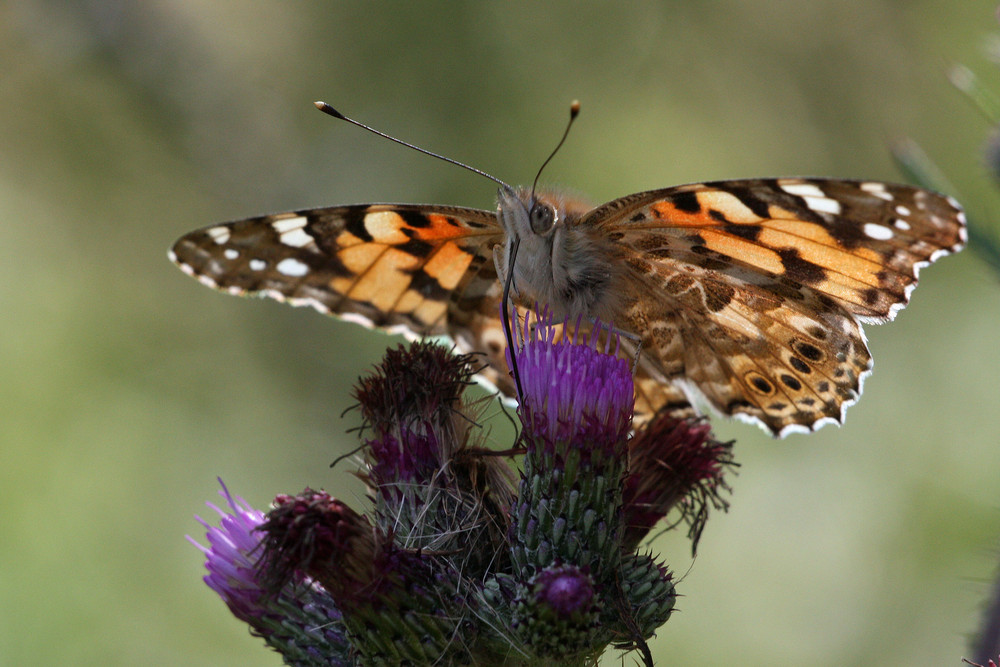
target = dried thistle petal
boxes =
[255,489,374,602]
[624,413,735,553]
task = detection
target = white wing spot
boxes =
[206,226,231,244]
[892,218,911,231]
[280,228,314,248]
[271,216,308,234]
[224,249,239,260]
[780,182,827,198]
[249,259,267,271]
[860,182,893,201]
[928,248,952,263]
[276,257,310,277]
[894,204,911,216]
[863,223,894,241]
[803,196,841,215]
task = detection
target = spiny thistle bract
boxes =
[192,314,735,665]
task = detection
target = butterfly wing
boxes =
[170,179,964,436]
[170,204,511,387]
[587,178,966,435]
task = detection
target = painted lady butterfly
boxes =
[170,104,966,436]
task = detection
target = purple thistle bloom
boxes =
[354,340,515,570]
[532,565,597,619]
[190,480,351,667]
[255,488,376,604]
[512,564,602,659]
[190,480,269,625]
[255,487,478,665]
[512,315,633,453]
[506,312,673,659]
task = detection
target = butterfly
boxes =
[169,104,966,437]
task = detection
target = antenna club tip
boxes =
[569,100,581,117]
[314,101,345,119]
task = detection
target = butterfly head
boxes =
[495,188,559,303]
[494,186,621,323]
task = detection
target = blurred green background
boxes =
[2,1,999,665]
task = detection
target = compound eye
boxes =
[529,203,556,234]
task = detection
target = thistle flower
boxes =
[255,489,375,601]
[511,564,600,660]
[354,341,515,568]
[256,488,472,666]
[251,342,509,665]
[506,314,679,659]
[194,317,733,665]
[509,317,633,579]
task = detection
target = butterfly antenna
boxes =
[530,100,581,199]
[315,102,512,190]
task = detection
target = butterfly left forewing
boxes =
[590,178,965,318]
[781,179,966,321]
[170,204,504,338]
[591,178,965,435]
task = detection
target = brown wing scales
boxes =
[603,178,963,435]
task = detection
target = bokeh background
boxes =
[3,1,999,665]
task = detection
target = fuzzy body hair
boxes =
[494,187,624,322]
